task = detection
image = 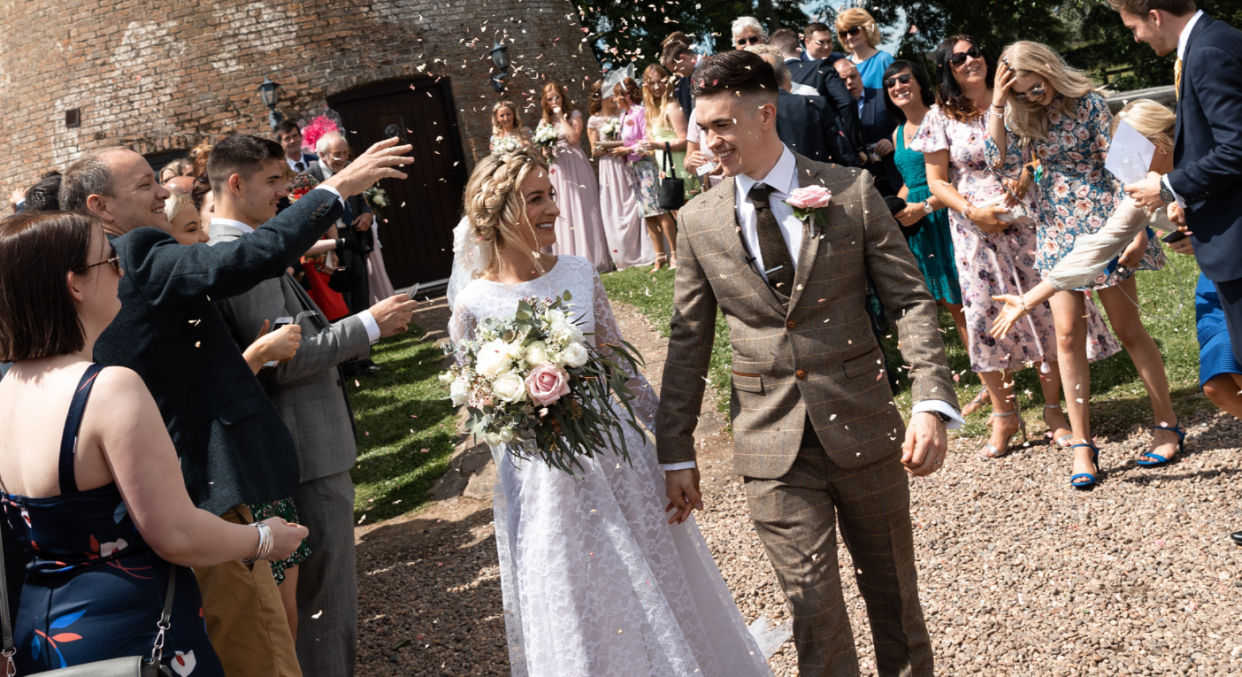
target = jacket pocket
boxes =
[731,371,764,393]
[218,395,266,426]
[842,345,882,379]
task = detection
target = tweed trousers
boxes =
[744,440,932,677]
[293,470,358,676]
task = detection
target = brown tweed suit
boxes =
[655,152,957,676]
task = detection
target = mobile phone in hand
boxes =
[1161,230,1188,244]
[263,316,295,368]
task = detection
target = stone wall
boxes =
[0,0,601,208]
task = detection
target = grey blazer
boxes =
[209,222,372,482]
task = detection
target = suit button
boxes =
[787,321,797,329]
[796,369,807,379]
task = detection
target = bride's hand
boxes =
[664,468,702,525]
[990,294,1029,339]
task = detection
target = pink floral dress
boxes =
[912,105,1119,373]
[984,92,1165,289]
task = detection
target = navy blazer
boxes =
[95,189,344,515]
[1170,13,1242,282]
[858,88,904,195]
[786,58,863,164]
[775,89,837,164]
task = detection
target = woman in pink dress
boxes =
[616,77,674,271]
[587,79,652,269]
[537,82,612,272]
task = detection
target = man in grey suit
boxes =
[659,51,960,676]
[205,135,418,676]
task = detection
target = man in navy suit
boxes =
[802,21,846,63]
[1117,0,1242,546]
[276,120,319,173]
[752,50,839,163]
[835,59,903,196]
[769,28,863,166]
[59,137,412,675]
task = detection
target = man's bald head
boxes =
[61,147,171,235]
[834,59,863,99]
[316,132,353,173]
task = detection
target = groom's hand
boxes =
[902,412,947,477]
[665,468,703,524]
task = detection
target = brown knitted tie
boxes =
[749,183,795,294]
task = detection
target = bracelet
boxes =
[991,111,1005,119]
[242,522,274,563]
[992,104,1006,110]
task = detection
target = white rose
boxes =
[438,372,454,384]
[561,341,589,368]
[525,341,550,367]
[551,321,585,346]
[484,432,503,446]
[476,339,513,377]
[449,377,471,406]
[497,428,516,444]
[491,372,527,403]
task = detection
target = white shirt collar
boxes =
[1178,9,1205,60]
[736,145,798,199]
[210,217,256,235]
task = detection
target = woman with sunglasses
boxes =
[882,61,969,352]
[912,35,1102,460]
[731,16,766,49]
[835,8,894,90]
[986,41,1177,487]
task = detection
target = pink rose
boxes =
[526,364,571,406]
[786,185,833,210]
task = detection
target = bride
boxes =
[447,147,773,677]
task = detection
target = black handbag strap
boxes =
[662,142,678,178]
[1,522,13,662]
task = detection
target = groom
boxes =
[656,50,961,677]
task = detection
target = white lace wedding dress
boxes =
[449,255,773,677]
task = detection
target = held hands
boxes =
[664,467,703,524]
[370,294,419,337]
[320,137,414,198]
[252,319,303,365]
[989,294,1029,339]
[1124,171,1168,211]
[901,412,948,477]
[259,517,310,562]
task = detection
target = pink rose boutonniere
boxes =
[785,185,833,234]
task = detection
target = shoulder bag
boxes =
[657,142,686,211]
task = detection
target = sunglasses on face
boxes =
[1011,82,1046,102]
[811,38,832,47]
[838,26,862,38]
[736,35,761,46]
[949,45,983,66]
[883,73,914,89]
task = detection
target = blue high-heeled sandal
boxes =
[1137,421,1185,467]
[1070,443,1101,489]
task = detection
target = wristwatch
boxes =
[922,201,934,215]
[1159,181,1175,205]
[930,410,952,423]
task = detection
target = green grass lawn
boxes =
[601,251,1209,441]
[348,326,457,523]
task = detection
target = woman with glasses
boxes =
[986,42,1176,486]
[731,16,766,49]
[882,60,969,352]
[835,8,894,90]
[911,35,1112,460]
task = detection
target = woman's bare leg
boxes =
[645,215,666,270]
[1204,374,1242,419]
[279,565,299,641]
[1048,290,1096,480]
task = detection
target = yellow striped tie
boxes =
[1175,58,1183,101]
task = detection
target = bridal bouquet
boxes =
[492,136,523,156]
[533,122,560,163]
[442,292,646,473]
[600,118,622,141]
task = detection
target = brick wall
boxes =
[0,0,601,209]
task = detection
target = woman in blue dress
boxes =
[835,8,894,90]
[0,212,308,673]
[986,41,1178,488]
[1193,269,1242,416]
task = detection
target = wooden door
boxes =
[330,77,468,289]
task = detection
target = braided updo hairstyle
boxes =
[462,146,551,275]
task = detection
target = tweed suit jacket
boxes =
[209,223,370,482]
[655,152,957,478]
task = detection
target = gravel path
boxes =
[356,301,1242,676]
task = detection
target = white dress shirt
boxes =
[661,145,962,473]
[210,213,381,344]
[287,154,313,173]
[1161,9,1205,208]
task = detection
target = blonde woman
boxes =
[489,100,531,154]
[162,190,209,245]
[836,8,894,89]
[539,82,612,271]
[446,148,773,677]
[986,42,1172,488]
[644,64,700,212]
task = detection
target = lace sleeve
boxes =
[591,271,659,432]
[448,301,478,365]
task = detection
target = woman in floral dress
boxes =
[616,77,675,271]
[987,41,1177,486]
[913,35,1119,460]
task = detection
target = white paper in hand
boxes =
[1105,120,1156,186]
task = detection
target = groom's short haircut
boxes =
[691,50,779,106]
[207,134,286,194]
[1108,0,1195,15]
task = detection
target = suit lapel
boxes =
[720,177,789,316]
[785,155,826,313]
[1175,14,1214,151]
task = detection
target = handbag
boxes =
[657,142,686,211]
[0,525,177,676]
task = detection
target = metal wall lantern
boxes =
[489,41,510,93]
[258,76,284,129]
